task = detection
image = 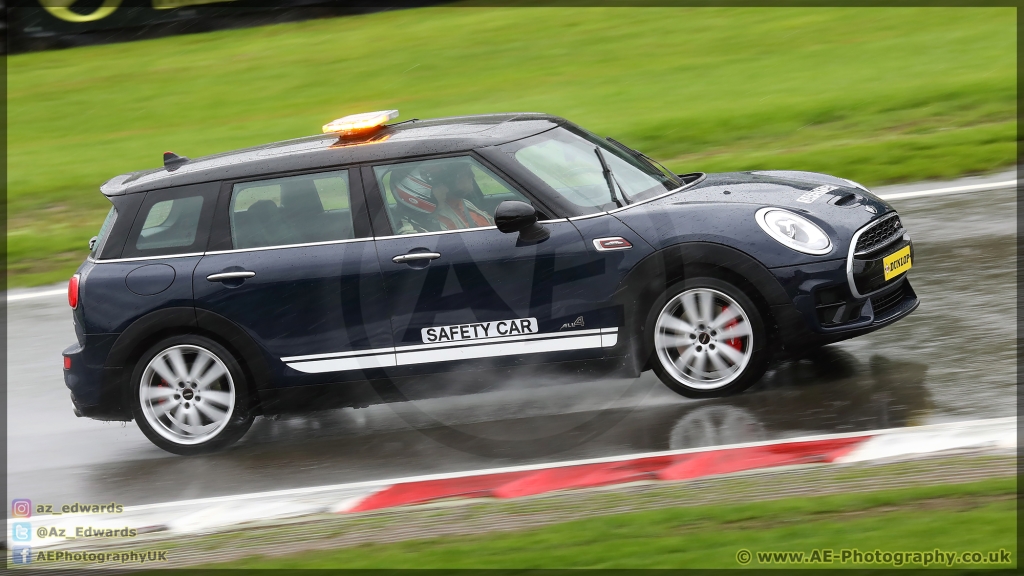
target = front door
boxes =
[364,157,618,375]
[193,168,392,386]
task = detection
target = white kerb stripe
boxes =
[13,416,1010,526]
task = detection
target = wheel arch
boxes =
[105,307,272,413]
[615,242,791,372]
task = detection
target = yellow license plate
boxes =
[883,246,912,281]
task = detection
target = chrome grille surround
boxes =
[853,212,904,256]
[846,212,908,299]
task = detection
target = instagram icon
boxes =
[12,499,32,518]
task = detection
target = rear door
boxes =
[363,155,617,375]
[193,168,392,387]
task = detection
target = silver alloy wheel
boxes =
[139,345,235,445]
[654,288,754,390]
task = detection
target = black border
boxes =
[2,3,1019,573]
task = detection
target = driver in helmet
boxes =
[425,162,493,230]
[392,162,493,234]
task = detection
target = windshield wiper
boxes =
[594,146,631,207]
[606,136,681,186]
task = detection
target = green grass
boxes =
[206,477,1017,569]
[6,6,1016,286]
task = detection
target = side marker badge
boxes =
[593,237,632,251]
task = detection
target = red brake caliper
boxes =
[720,305,744,351]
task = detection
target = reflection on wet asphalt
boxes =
[6,186,1015,507]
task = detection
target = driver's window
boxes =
[373,157,531,235]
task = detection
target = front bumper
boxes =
[767,256,919,355]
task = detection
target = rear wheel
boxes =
[647,277,769,398]
[130,335,253,455]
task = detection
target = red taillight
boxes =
[64,356,72,370]
[68,274,80,309]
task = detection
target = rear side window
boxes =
[136,196,204,250]
[229,170,354,249]
[121,185,217,258]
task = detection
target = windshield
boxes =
[502,127,678,212]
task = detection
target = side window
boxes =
[229,170,354,249]
[121,185,218,258]
[136,196,203,250]
[126,193,205,256]
[373,157,530,235]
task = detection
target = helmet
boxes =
[392,168,438,214]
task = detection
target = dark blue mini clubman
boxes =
[63,110,919,454]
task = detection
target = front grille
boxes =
[871,281,906,316]
[855,214,903,255]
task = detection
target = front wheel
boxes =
[647,277,769,398]
[130,335,254,455]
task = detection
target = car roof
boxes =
[101,113,563,196]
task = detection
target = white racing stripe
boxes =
[288,353,398,374]
[396,333,604,366]
[287,328,619,374]
[282,346,397,363]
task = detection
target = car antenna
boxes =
[594,147,630,207]
[163,151,190,171]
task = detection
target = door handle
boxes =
[207,271,256,282]
[392,252,441,264]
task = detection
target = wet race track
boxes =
[7,175,1016,508]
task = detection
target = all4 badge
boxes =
[560,316,585,330]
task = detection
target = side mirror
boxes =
[494,201,550,244]
[88,236,98,251]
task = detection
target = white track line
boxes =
[876,179,1016,201]
[6,417,1014,548]
[39,416,1014,518]
[3,178,1015,305]
[6,288,66,302]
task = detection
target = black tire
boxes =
[130,335,254,455]
[645,276,769,398]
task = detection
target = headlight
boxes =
[755,208,832,255]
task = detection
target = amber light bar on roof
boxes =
[322,110,399,136]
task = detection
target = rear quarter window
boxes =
[136,196,204,250]
[121,185,217,258]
